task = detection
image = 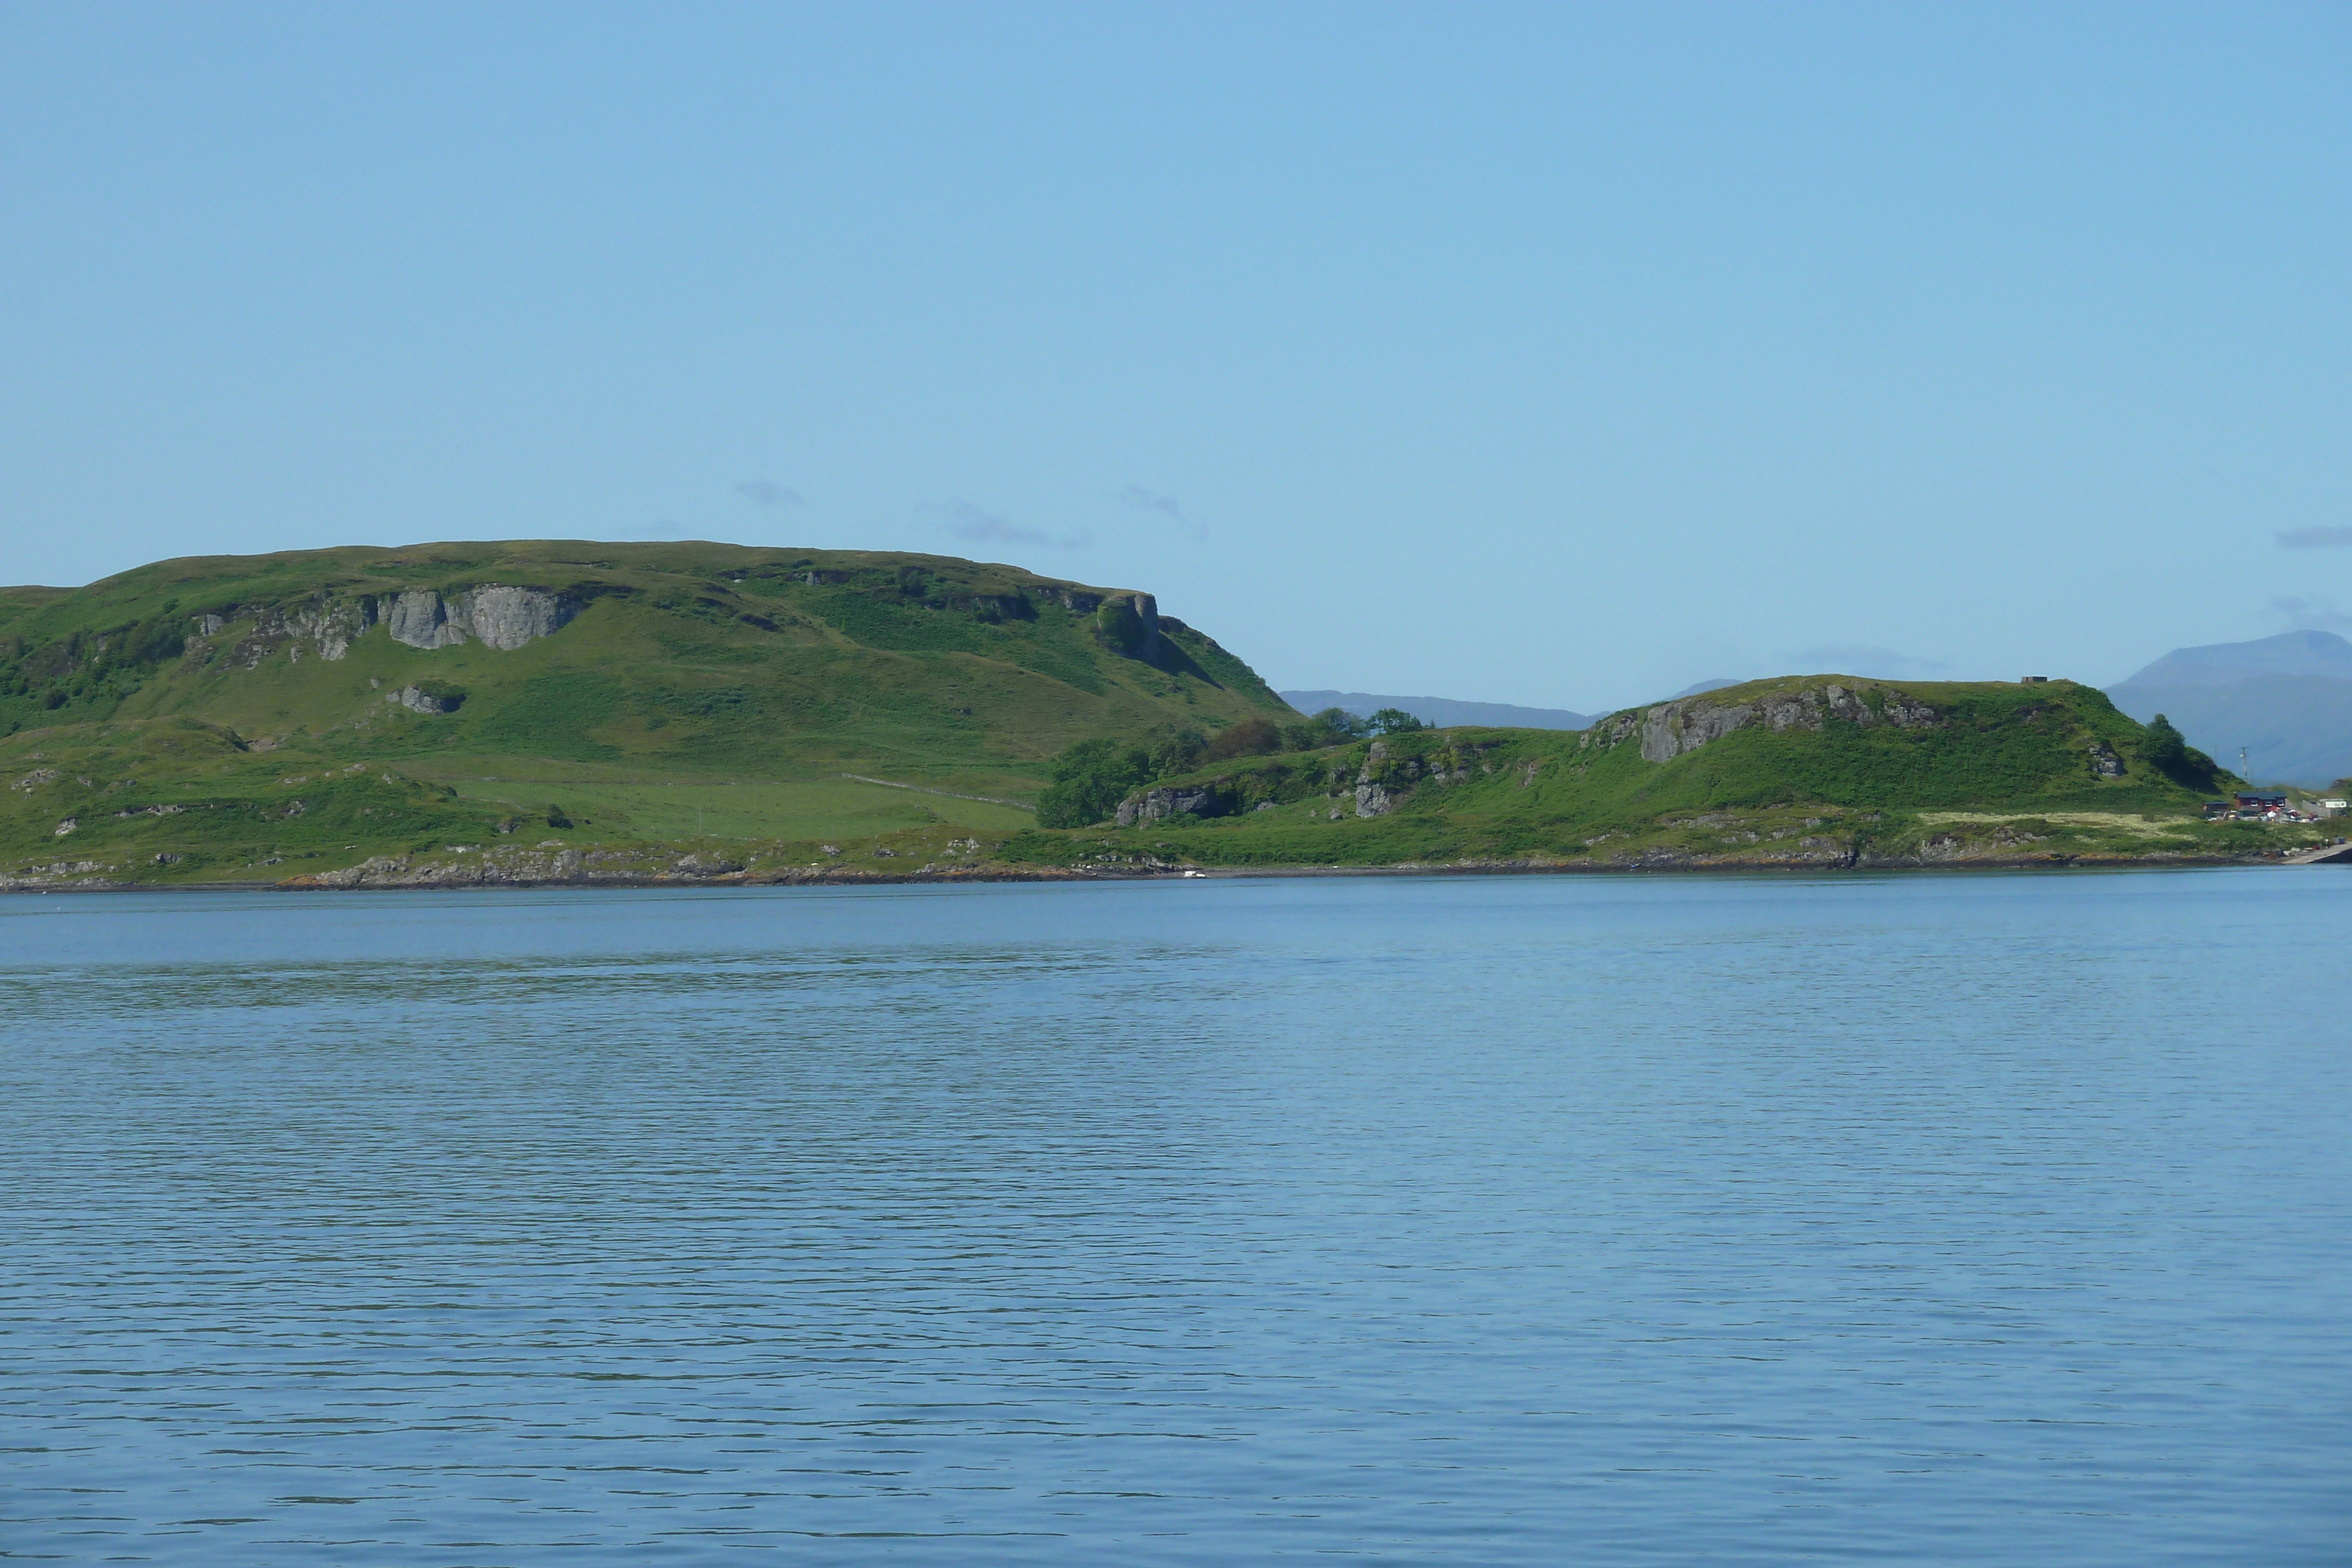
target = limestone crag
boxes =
[201,584,578,665]
[1588,683,1943,764]
[1353,740,1396,817]
[383,584,577,650]
[388,685,460,715]
[1347,737,1493,818]
[382,591,453,647]
[1117,782,1224,827]
[253,600,376,663]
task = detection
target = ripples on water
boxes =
[1,871,2346,1564]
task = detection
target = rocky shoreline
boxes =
[0,845,2274,894]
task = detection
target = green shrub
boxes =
[1035,737,1154,827]
[2142,713,2224,790]
[1285,708,1364,748]
[1149,727,1207,775]
[1208,716,1281,760]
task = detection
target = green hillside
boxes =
[1003,676,2336,871]
[0,540,1291,886]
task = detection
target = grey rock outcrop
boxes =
[238,599,377,663]
[385,585,577,650]
[462,584,576,649]
[1352,740,1399,816]
[2087,743,2126,778]
[389,685,460,714]
[383,591,459,648]
[1117,783,1221,827]
[1631,683,1942,764]
[291,601,373,661]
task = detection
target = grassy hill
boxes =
[1001,676,2336,872]
[0,540,1291,886]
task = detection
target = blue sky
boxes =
[2,2,2346,708]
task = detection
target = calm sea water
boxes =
[2,870,2346,1564]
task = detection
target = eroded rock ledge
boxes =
[201,584,581,666]
[383,585,578,651]
[1581,683,1942,764]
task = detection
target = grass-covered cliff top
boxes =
[0,540,1287,776]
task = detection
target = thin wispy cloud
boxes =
[1121,485,1208,540]
[1786,644,1950,677]
[736,480,804,507]
[2270,595,2352,631]
[934,501,1088,550]
[2276,527,2352,549]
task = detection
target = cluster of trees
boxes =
[2141,713,2224,790]
[1033,706,1430,828]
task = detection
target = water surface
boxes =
[2,871,2346,1563]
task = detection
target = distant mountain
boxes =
[2115,630,2352,687]
[2107,630,2352,786]
[1673,678,1745,698]
[1280,690,1592,731]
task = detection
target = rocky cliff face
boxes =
[259,601,375,663]
[1117,781,1222,827]
[1348,737,1498,817]
[385,585,577,650]
[202,584,579,664]
[1090,591,1162,661]
[1581,683,1943,764]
